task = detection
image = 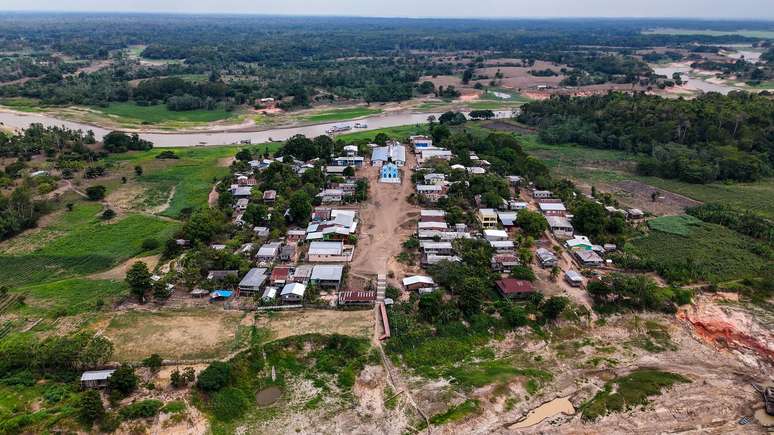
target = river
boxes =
[0,109,515,148]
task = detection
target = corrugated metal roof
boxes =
[81,369,115,381]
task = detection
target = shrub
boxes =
[78,390,105,425]
[197,361,231,392]
[143,354,163,372]
[510,265,536,281]
[85,185,107,201]
[211,387,250,421]
[101,208,115,220]
[107,364,138,397]
[119,399,163,420]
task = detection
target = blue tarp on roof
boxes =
[210,290,233,299]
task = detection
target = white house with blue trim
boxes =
[379,162,400,184]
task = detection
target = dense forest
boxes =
[518,92,774,183]
[1,15,771,109]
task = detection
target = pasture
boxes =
[94,102,238,125]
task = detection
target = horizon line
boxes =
[1,10,774,22]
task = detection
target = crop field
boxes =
[94,102,238,125]
[0,203,179,287]
[301,107,382,122]
[14,278,128,318]
[627,218,770,283]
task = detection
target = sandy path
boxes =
[348,153,419,288]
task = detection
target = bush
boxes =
[211,387,250,421]
[85,185,107,201]
[143,354,163,372]
[197,361,231,392]
[78,390,105,425]
[141,238,160,251]
[155,150,179,159]
[119,399,163,420]
[101,208,115,220]
[510,265,536,281]
[107,364,138,397]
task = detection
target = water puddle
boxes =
[255,386,282,406]
[509,396,575,429]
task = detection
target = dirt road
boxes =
[349,153,419,288]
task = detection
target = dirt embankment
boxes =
[678,293,774,367]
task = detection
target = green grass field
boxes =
[627,218,770,283]
[106,144,281,217]
[0,203,180,287]
[338,124,429,142]
[94,102,237,125]
[300,107,382,123]
[14,278,129,318]
[0,97,48,113]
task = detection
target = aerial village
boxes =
[130,129,649,336]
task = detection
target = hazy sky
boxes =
[2,0,773,19]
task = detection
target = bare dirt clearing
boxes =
[610,180,702,215]
[102,309,246,361]
[348,154,419,288]
[254,309,373,341]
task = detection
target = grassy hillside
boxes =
[0,203,179,287]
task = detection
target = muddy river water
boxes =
[0,109,515,148]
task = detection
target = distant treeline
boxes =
[518,92,773,183]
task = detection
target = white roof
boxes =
[81,369,116,381]
[546,216,573,228]
[539,202,567,212]
[372,144,406,162]
[311,264,344,281]
[421,149,452,158]
[466,167,486,174]
[421,209,446,217]
[402,276,435,286]
[566,270,583,281]
[344,145,358,151]
[566,235,592,248]
[318,189,344,197]
[424,173,445,180]
[309,241,343,255]
[281,282,306,297]
[479,208,497,218]
[306,232,324,240]
[420,241,453,250]
[484,229,509,238]
[257,242,281,257]
[489,240,515,248]
[262,287,277,299]
[418,221,448,230]
[450,164,466,170]
[417,184,443,192]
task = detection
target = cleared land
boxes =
[643,28,774,38]
[254,310,374,341]
[102,309,249,361]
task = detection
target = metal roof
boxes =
[402,275,435,286]
[311,264,344,281]
[240,268,268,287]
[281,283,306,297]
[81,369,116,381]
[309,241,343,256]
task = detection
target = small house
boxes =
[496,278,535,299]
[483,229,509,241]
[261,286,278,302]
[238,268,268,297]
[546,216,574,239]
[254,227,270,238]
[310,265,344,289]
[270,266,291,286]
[256,242,282,263]
[507,175,524,186]
[292,264,314,284]
[627,208,644,220]
[207,270,239,281]
[536,248,558,268]
[565,270,583,287]
[539,202,567,216]
[308,241,353,262]
[489,240,516,254]
[263,190,277,204]
[532,190,552,199]
[491,254,520,273]
[478,208,498,229]
[279,244,296,262]
[416,184,444,201]
[420,209,446,222]
[575,250,604,267]
[280,283,306,303]
[402,275,435,291]
[318,189,344,204]
[423,173,446,185]
[80,370,115,388]
[372,143,406,167]
[420,241,454,256]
